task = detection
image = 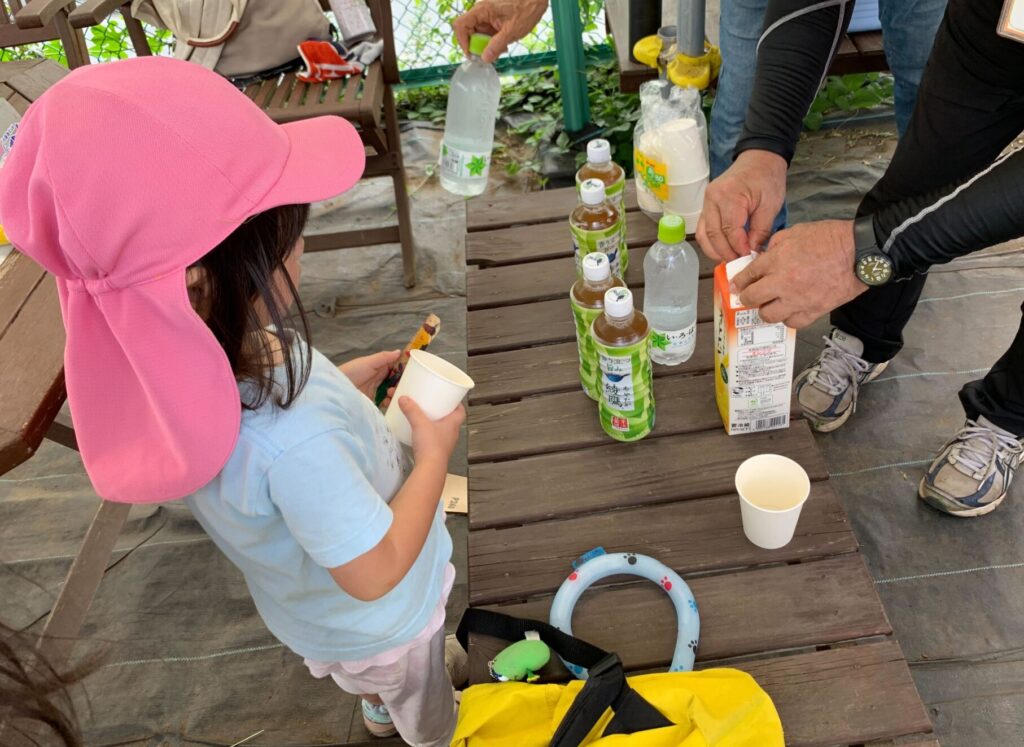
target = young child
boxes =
[0,57,464,746]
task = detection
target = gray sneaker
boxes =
[919,417,1024,517]
[792,330,889,433]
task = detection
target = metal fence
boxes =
[0,1,610,86]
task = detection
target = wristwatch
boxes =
[853,214,893,286]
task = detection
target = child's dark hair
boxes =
[191,203,312,410]
[0,622,87,746]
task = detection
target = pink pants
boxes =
[306,626,455,747]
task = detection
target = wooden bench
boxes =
[606,0,888,93]
[69,0,417,287]
[462,184,936,746]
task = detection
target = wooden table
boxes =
[605,0,889,94]
[463,184,935,746]
[0,59,133,668]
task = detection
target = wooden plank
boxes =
[268,73,297,109]
[467,210,662,268]
[736,642,931,747]
[604,0,651,94]
[467,246,715,311]
[0,251,46,336]
[480,555,889,671]
[468,322,714,405]
[851,30,885,55]
[466,637,930,747]
[6,58,65,102]
[0,274,66,473]
[466,182,639,232]
[467,279,713,354]
[468,481,854,604]
[468,419,827,528]
[469,372,731,462]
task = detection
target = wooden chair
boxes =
[3,0,118,68]
[71,0,417,287]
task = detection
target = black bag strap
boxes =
[457,608,673,745]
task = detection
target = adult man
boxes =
[699,0,1024,517]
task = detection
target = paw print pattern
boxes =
[568,571,579,582]
[660,576,673,591]
[624,553,638,566]
[688,599,698,614]
[688,639,698,653]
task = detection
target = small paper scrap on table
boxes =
[443,473,468,515]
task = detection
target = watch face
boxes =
[856,254,893,286]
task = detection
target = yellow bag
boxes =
[452,610,783,747]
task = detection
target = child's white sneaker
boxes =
[361,699,398,738]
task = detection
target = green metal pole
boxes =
[551,0,590,134]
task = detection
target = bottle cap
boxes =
[582,252,611,281]
[580,178,606,206]
[657,214,685,243]
[469,33,491,57]
[587,139,611,164]
[604,287,634,318]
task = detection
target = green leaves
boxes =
[803,72,895,131]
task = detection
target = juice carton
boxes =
[714,255,795,435]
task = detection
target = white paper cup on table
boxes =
[735,454,811,549]
[660,118,709,184]
[664,176,707,230]
[384,350,474,446]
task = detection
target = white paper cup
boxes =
[664,177,707,223]
[384,350,475,446]
[735,454,811,550]
[660,118,709,184]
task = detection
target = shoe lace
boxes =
[812,336,875,396]
[949,420,1024,477]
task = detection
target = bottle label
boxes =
[571,222,623,277]
[651,323,696,357]
[570,295,602,400]
[592,332,655,442]
[634,149,668,201]
[440,141,491,180]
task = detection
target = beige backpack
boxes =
[132,0,331,78]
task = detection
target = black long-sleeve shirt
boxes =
[734,0,1024,279]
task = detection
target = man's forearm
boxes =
[735,0,855,164]
[872,146,1024,278]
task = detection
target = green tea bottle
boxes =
[570,252,627,400]
[591,287,655,442]
[571,179,625,278]
[576,139,627,268]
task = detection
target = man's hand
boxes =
[731,219,869,329]
[697,150,788,262]
[453,0,549,64]
[338,351,400,401]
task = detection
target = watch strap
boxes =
[853,214,881,262]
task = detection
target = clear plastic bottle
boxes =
[571,252,626,400]
[571,179,625,277]
[592,287,655,442]
[643,214,699,365]
[440,33,501,197]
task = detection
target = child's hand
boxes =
[399,397,465,467]
[339,350,400,400]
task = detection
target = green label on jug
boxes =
[570,296,602,401]
[440,141,490,180]
[571,222,627,278]
[592,332,655,442]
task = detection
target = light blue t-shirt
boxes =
[184,340,452,662]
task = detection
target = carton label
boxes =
[440,141,490,180]
[570,295,602,400]
[593,332,655,442]
[714,261,795,435]
[634,149,668,200]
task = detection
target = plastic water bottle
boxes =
[643,214,698,365]
[440,33,501,197]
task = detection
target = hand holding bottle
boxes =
[452,0,549,63]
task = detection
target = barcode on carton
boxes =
[755,415,788,430]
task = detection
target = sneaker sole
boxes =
[803,361,890,434]
[917,479,1005,517]
[362,716,398,739]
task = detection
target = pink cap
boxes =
[0,57,366,503]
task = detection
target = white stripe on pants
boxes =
[306,627,456,747]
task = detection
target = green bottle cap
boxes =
[469,33,491,57]
[658,214,685,243]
